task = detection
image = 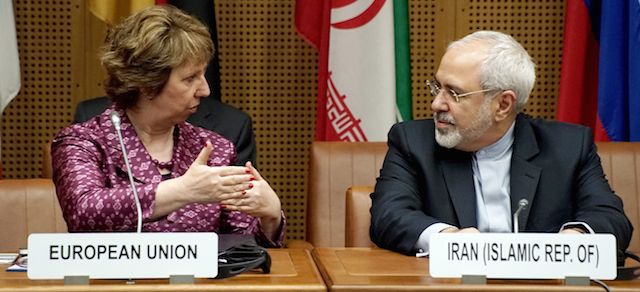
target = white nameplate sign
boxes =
[27,232,218,279]
[429,233,616,279]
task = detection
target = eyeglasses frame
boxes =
[426,79,498,103]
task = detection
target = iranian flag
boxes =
[296,0,412,141]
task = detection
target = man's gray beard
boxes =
[435,125,462,148]
[434,98,494,149]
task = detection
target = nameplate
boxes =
[429,233,616,279]
[27,233,218,279]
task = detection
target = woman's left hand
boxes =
[220,161,282,223]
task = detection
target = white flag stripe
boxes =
[328,0,396,141]
[0,1,21,114]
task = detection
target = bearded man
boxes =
[369,30,632,265]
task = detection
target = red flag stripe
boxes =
[331,0,386,29]
[557,0,610,140]
[332,0,356,9]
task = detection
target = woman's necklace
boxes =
[152,158,174,170]
[146,126,177,171]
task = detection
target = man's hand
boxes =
[440,227,480,233]
[560,228,585,234]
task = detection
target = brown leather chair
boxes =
[41,141,53,179]
[307,141,387,247]
[338,142,640,252]
[0,179,67,252]
[596,142,640,252]
[345,186,375,247]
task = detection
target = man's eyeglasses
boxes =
[426,79,496,103]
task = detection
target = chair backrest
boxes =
[307,141,387,247]
[0,179,67,252]
[42,141,52,178]
[345,186,375,247]
[596,142,640,252]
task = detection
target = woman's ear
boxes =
[139,87,155,100]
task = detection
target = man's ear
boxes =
[494,90,517,122]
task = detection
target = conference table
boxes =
[312,247,640,292]
[0,248,326,291]
[2,247,640,291]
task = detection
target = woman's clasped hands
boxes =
[179,141,281,222]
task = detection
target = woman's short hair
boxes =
[448,31,536,112]
[101,5,213,109]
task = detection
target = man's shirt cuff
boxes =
[414,223,454,255]
[560,222,594,234]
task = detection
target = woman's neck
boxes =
[126,108,175,162]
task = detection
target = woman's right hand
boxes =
[177,141,253,204]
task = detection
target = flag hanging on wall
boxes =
[557,0,640,141]
[0,1,22,161]
[0,1,21,115]
[88,0,154,25]
[295,0,412,142]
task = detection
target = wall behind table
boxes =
[1,0,564,242]
[1,0,83,178]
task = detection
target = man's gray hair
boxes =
[448,31,536,112]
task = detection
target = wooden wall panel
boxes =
[410,0,457,119]
[1,0,83,178]
[82,5,109,100]
[1,0,566,241]
[455,0,564,119]
[216,1,317,241]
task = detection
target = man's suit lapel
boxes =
[439,148,477,228]
[510,114,541,231]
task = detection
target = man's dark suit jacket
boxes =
[74,96,257,166]
[370,113,632,262]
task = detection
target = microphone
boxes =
[110,111,143,233]
[512,199,528,233]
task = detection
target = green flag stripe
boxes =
[393,0,412,121]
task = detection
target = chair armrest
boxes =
[286,239,314,250]
[345,185,375,247]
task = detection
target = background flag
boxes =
[88,0,154,25]
[557,0,640,141]
[296,0,412,142]
[0,1,21,115]
[0,1,22,162]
